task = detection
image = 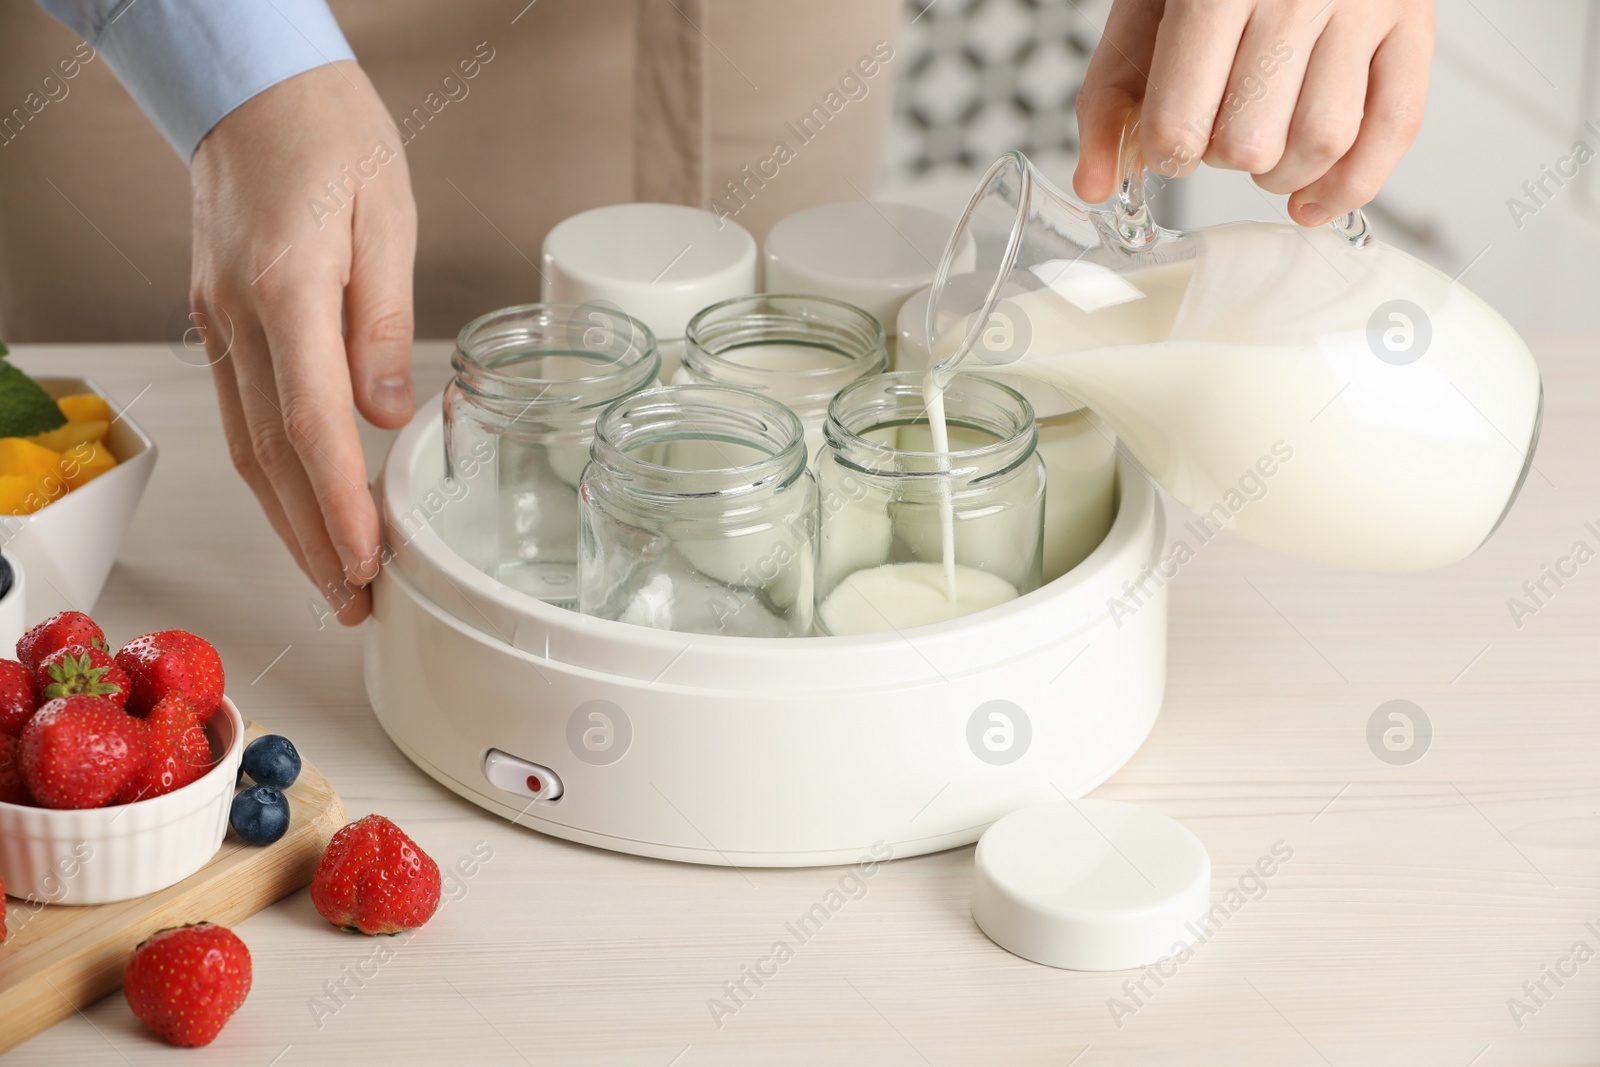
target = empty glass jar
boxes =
[679,294,887,462]
[578,384,817,637]
[443,303,659,605]
[815,372,1045,636]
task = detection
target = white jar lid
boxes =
[972,799,1211,971]
[763,202,961,331]
[541,204,758,342]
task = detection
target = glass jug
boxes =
[926,119,1543,572]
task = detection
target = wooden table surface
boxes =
[6,338,1599,1065]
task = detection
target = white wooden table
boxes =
[8,339,1599,1065]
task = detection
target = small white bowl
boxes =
[0,697,244,905]
[0,552,26,657]
[0,376,159,620]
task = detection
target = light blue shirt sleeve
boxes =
[36,0,355,160]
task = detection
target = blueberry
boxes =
[242,734,301,789]
[230,784,290,845]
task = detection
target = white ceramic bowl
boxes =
[0,697,244,905]
[0,551,26,658]
[0,376,158,621]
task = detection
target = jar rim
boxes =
[683,294,887,409]
[824,371,1037,478]
[590,383,809,497]
[452,302,660,406]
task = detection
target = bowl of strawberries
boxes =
[0,611,239,905]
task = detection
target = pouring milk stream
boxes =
[914,125,1542,602]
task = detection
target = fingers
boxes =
[1254,15,1370,195]
[1290,21,1433,225]
[255,273,382,595]
[1140,0,1254,180]
[1203,5,1325,175]
[205,325,312,582]
[346,174,418,430]
[235,324,369,620]
[1073,0,1163,202]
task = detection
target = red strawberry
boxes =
[0,658,36,736]
[115,631,225,722]
[123,922,251,1047]
[115,694,212,804]
[19,695,146,809]
[17,611,107,673]
[0,734,32,805]
[311,815,441,935]
[37,645,130,708]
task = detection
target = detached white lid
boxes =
[972,799,1211,971]
[541,204,758,342]
[763,202,961,330]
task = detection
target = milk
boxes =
[818,562,1019,636]
[924,383,958,598]
[930,223,1543,571]
[897,284,1117,582]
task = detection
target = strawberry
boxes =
[123,922,251,1047]
[0,733,32,805]
[37,645,130,708]
[17,611,107,673]
[311,815,441,935]
[114,694,212,804]
[20,695,146,809]
[115,631,225,722]
[0,658,36,736]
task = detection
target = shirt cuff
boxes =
[67,0,354,160]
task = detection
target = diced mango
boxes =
[0,438,69,510]
[32,420,108,452]
[59,441,115,489]
[57,394,112,424]
[0,474,53,515]
[0,437,60,480]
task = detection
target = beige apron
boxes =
[0,0,900,341]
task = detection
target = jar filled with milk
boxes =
[816,372,1045,636]
[679,294,888,461]
[443,303,659,605]
[925,129,1543,572]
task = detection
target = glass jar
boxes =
[896,283,1116,582]
[443,303,659,606]
[679,294,887,462]
[816,372,1045,636]
[578,384,817,637]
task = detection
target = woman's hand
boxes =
[190,61,417,624]
[1073,0,1435,225]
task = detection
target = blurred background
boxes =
[880,0,1600,333]
[0,0,1595,337]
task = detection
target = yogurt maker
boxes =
[365,400,1167,866]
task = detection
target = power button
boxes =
[483,749,564,802]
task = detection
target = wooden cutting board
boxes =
[0,719,346,1053]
